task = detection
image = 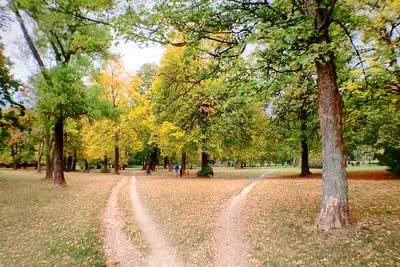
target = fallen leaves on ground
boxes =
[134,169,255,266]
[244,179,400,266]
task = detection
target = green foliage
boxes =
[34,64,88,121]
[377,147,400,176]
[308,156,323,169]
[196,165,214,177]
[0,43,24,149]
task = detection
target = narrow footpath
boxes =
[214,181,259,267]
[130,176,184,267]
[102,176,145,267]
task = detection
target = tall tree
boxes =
[9,0,111,185]
[116,0,354,229]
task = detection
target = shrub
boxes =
[100,167,110,173]
[377,146,400,176]
[196,166,214,177]
[309,156,323,169]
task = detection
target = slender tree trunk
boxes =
[142,153,147,170]
[11,145,18,169]
[53,120,65,186]
[104,154,108,171]
[181,152,186,172]
[37,137,43,173]
[300,139,312,176]
[44,129,53,179]
[299,104,312,176]
[114,145,120,175]
[72,150,77,171]
[11,3,45,68]
[66,155,72,172]
[169,159,173,172]
[306,0,350,230]
[235,159,242,169]
[201,152,208,169]
[150,147,157,172]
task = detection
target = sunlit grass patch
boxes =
[244,179,400,266]
[0,170,121,266]
[135,169,255,266]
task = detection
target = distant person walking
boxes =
[84,161,90,173]
[174,163,179,175]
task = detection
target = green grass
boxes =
[0,170,121,266]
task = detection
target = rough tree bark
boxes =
[169,159,173,172]
[36,137,43,173]
[306,0,351,230]
[53,120,66,186]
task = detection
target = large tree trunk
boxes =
[53,120,66,186]
[315,55,350,230]
[114,145,120,175]
[201,152,208,169]
[305,0,351,230]
[181,152,186,172]
[300,139,312,176]
[169,159,173,172]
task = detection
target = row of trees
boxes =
[0,0,398,230]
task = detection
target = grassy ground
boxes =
[244,179,400,266]
[0,170,121,266]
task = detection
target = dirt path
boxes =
[214,180,260,267]
[130,176,184,267]
[102,176,145,267]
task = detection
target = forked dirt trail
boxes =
[102,176,145,267]
[130,176,184,267]
[214,178,263,267]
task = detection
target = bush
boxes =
[196,166,214,177]
[377,146,400,176]
[309,156,323,169]
[100,167,110,173]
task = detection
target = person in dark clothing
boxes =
[84,161,89,173]
[179,167,183,177]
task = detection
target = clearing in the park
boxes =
[1,166,399,266]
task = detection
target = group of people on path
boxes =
[174,163,188,177]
